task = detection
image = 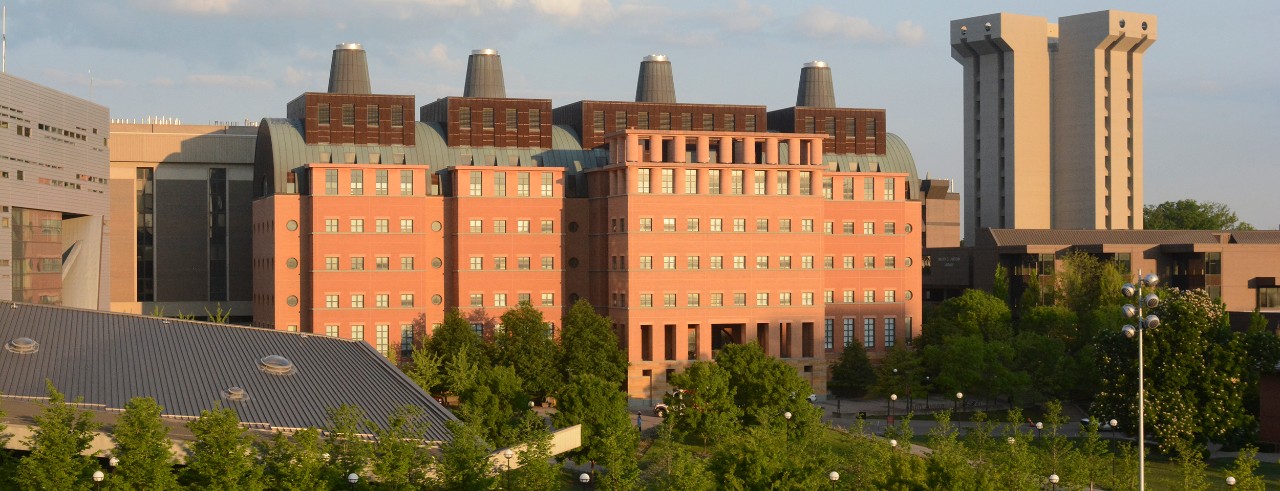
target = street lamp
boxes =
[889,439,898,449]
[579,472,591,490]
[784,411,793,440]
[1226,476,1236,487]
[1007,437,1016,445]
[1049,473,1060,490]
[92,470,104,490]
[828,470,839,488]
[503,448,515,490]
[1120,273,1160,490]
[889,394,897,422]
[924,376,931,409]
[1035,421,1043,439]
[1109,419,1119,435]
[955,392,963,413]
[347,472,359,489]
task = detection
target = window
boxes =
[688,256,700,269]
[733,256,746,269]
[756,256,769,269]
[542,220,554,233]
[494,172,507,196]
[542,172,554,197]
[863,222,875,235]
[843,222,855,235]
[779,256,792,269]
[640,294,653,307]
[756,218,769,232]
[885,290,896,303]
[825,319,835,350]
[400,219,414,233]
[376,257,389,270]
[517,172,530,197]
[342,104,355,126]
[663,293,676,307]
[686,218,700,232]
[637,168,651,193]
[844,318,854,347]
[864,177,875,200]
[351,257,365,270]
[884,178,896,201]
[802,256,814,269]
[352,324,365,341]
[326,325,339,337]
[801,219,814,232]
[733,218,746,232]
[864,318,875,348]
[640,256,653,270]
[777,171,790,195]
[730,170,744,194]
[494,257,508,270]
[825,290,835,303]
[799,171,812,195]
[351,294,365,308]
[517,257,531,270]
[325,295,339,308]
[842,177,854,200]
[779,219,792,232]
[325,257,339,270]
[469,171,483,196]
[325,219,338,233]
[494,220,507,233]
[885,318,896,347]
[824,222,834,234]
[372,170,388,196]
[779,292,791,306]
[391,106,404,127]
[542,293,554,306]
[663,256,676,270]
[350,170,364,195]
[482,108,494,129]
[710,256,723,269]
[470,294,483,307]
[734,293,747,306]
[663,218,676,232]
[400,257,414,270]
[824,256,835,269]
[494,293,507,307]
[885,222,897,234]
[661,169,674,194]
[318,103,331,125]
[640,218,653,232]
[469,219,483,233]
[822,177,833,199]
[844,290,854,303]
[708,170,722,194]
[843,256,854,269]
[401,294,415,307]
[710,218,723,232]
[711,293,724,307]
[517,220,530,233]
[375,219,388,233]
[864,290,875,303]
[754,170,767,195]
[685,169,698,194]
[350,219,364,233]
[1260,287,1280,308]
[592,111,604,132]
[470,257,482,270]
[687,293,700,307]
[756,292,769,306]
[864,256,876,269]
[885,256,896,269]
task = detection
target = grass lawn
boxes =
[1145,456,1280,489]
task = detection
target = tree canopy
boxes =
[15,382,99,491]
[560,299,628,386]
[1144,199,1254,230]
[493,302,562,399]
[109,397,179,490]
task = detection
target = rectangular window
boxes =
[469,219,483,233]
[734,293,746,306]
[615,111,627,130]
[711,293,723,307]
[756,218,769,232]
[325,295,339,308]
[733,256,746,269]
[391,106,404,127]
[458,107,471,129]
[517,220,530,233]
[326,325,339,337]
[754,171,767,195]
[541,257,554,270]
[400,170,413,195]
[687,256,700,269]
[885,290,896,303]
[884,177,896,201]
[685,169,698,194]
[687,293,700,307]
[638,112,649,128]
[885,318,896,348]
[400,219,414,233]
[844,256,854,269]
[825,290,835,303]
[470,294,483,307]
[470,257,482,270]
[541,172,554,197]
[779,292,791,306]
[470,171,483,196]
[637,168,651,193]
[864,222,875,235]
[843,318,854,347]
[350,219,364,233]
[376,294,389,308]
[664,256,676,270]
[373,170,388,195]
[756,292,769,306]
[401,294,415,307]
[318,103,331,125]
[864,177,875,200]
[351,294,365,308]
[640,294,653,307]
[710,218,723,232]
[375,257,389,270]
[641,325,653,361]
[733,218,746,232]
[885,222,897,234]
[824,256,834,269]
[864,290,875,303]
[824,222,834,234]
[542,293,554,306]
[592,111,604,133]
[494,293,507,307]
[708,170,722,194]
[711,256,723,269]
[640,256,653,270]
[730,170,744,195]
[864,318,875,348]
[864,256,876,269]
[494,172,507,197]
[494,257,508,270]
[756,256,769,269]
[350,170,364,195]
[799,171,812,195]
[517,257,531,270]
[777,171,790,195]
[352,324,365,342]
[517,172,530,197]
[779,219,792,232]
[866,117,876,137]
[325,219,338,233]
[640,218,653,232]
[801,219,814,232]
[342,104,354,126]
[843,177,854,200]
[529,109,541,131]
[482,108,494,129]
[686,218,700,232]
[885,256,897,269]
[802,256,814,269]
[325,169,338,195]
[542,220,554,233]
[844,290,854,303]
[661,169,674,194]
[822,177,833,199]
[825,319,835,350]
[664,293,676,307]
[375,219,388,233]
[400,257,414,270]
[663,218,676,232]
[494,220,507,233]
[779,256,791,269]
[350,257,365,270]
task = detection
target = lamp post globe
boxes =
[93,470,104,482]
[348,473,359,486]
[1049,474,1060,490]
[829,471,839,482]
[1226,476,1237,486]
[1121,272,1160,490]
[109,456,119,468]
[579,472,591,490]
[889,439,898,448]
[1007,437,1016,445]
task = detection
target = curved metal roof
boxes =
[825,132,920,199]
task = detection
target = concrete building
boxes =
[0,72,111,309]
[253,45,925,399]
[950,10,1157,240]
[108,123,257,320]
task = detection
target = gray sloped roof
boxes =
[0,301,456,441]
[982,229,1280,247]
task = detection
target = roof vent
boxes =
[258,355,296,376]
[327,43,372,95]
[223,386,250,402]
[635,54,676,103]
[796,61,836,108]
[6,337,39,354]
[463,49,506,98]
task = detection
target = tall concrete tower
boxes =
[950,10,1156,241]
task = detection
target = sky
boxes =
[3,0,1277,229]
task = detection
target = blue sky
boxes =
[4,0,1276,228]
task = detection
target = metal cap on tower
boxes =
[327,43,371,94]
[796,61,836,108]
[463,49,507,98]
[635,54,676,103]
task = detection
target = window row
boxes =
[322,323,416,352]
[323,256,416,271]
[465,219,556,234]
[614,289,911,308]
[629,216,910,235]
[613,254,912,271]
[631,168,898,201]
[323,169,420,196]
[316,103,406,128]
[468,171,556,197]
[467,292,557,307]
[823,317,900,350]
[321,293,417,309]
[320,218,417,233]
[467,256,556,271]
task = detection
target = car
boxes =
[1080,418,1116,431]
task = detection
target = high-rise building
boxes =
[0,72,111,309]
[950,10,1157,240]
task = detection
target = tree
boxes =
[493,302,562,399]
[261,428,328,491]
[828,342,876,398]
[15,382,98,491]
[444,344,482,396]
[426,308,487,369]
[921,289,1013,346]
[403,343,443,395]
[181,405,263,490]
[640,426,715,491]
[552,373,633,466]
[1171,438,1209,491]
[436,421,496,491]
[1226,446,1266,491]
[371,406,434,490]
[714,343,821,434]
[108,397,179,490]
[993,263,1010,307]
[664,361,741,446]
[458,364,529,448]
[922,334,986,396]
[594,419,640,491]
[323,404,372,486]
[1144,199,1254,231]
[560,299,628,386]
[924,411,986,490]
[707,425,836,490]
[871,345,925,408]
[504,418,562,491]
[1056,251,1126,323]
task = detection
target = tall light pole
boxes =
[889,394,897,424]
[955,392,963,413]
[1121,272,1161,491]
[503,448,515,491]
[828,471,839,489]
[579,472,591,490]
[1048,473,1060,491]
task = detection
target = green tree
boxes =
[828,342,876,398]
[552,373,633,466]
[493,302,562,399]
[15,382,99,491]
[427,308,487,369]
[371,406,434,490]
[922,334,986,396]
[993,263,1010,307]
[436,421,496,491]
[108,397,178,490]
[1009,332,1071,401]
[714,343,821,435]
[924,411,986,490]
[323,404,373,486]
[1057,251,1126,322]
[444,344,483,396]
[707,425,838,490]
[507,414,562,491]
[458,364,529,448]
[1226,446,1266,491]
[261,428,328,491]
[0,398,11,488]
[639,426,715,491]
[404,343,443,394]
[664,361,741,446]
[181,405,263,490]
[560,299,627,386]
[871,345,925,407]
[922,289,1013,346]
[1144,199,1254,230]
[1067,414,1111,491]
[1171,438,1209,491]
[594,420,640,491]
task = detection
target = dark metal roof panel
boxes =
[982,229,1280,247]
[824,132,920,199]
[0,302,457,441]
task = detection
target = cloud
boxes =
[796,6,922,47]
[130,0,242,15]
[39,68,129,89]
[150,77,176,88]
[529,0,613,24]
[185,74,275,90]
[720,0,774,33]
[895,20,925,46]
[281,66,317,89]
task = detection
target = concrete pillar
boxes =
[788,138,802,164]
[743,137,756,164]
[673,135,687,163]
[808,138,821,165]
[649,134,662,162]
[695,136,710,163]
[765,138,779,164]
[718,137,732,164]
[625,134,640,163]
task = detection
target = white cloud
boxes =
[185,73,275,90]
[131,0,242,15]
[529,0,613,24]
[796,6,923,47]
[39,68,129,89]
[720,0,773,33]
[281,66,316,89]
[150,77,176,88]
[895,20,925,46]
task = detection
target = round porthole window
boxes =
[1141,21,1148,31]
[432,295,443,305]
[286,258,298,269]
[905,291,914,301]
[1118,19,1126,28]
[568,222,579,232]
[431,221,442,232]
[286,295,299,307]
[904,257,913,267]
[286,220,298,231]
[568,257,580,268]
[904,223,913,234]
[432,258,443,269]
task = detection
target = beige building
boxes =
[950,10,1157,241]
